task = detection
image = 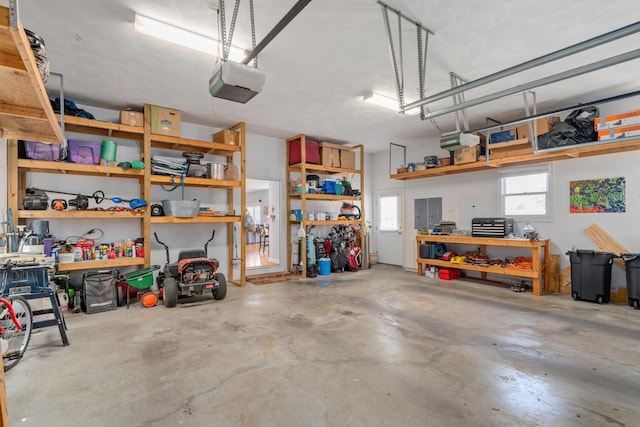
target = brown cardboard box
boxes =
[120,110,144,127]
[224,164,239,181]
[320,142,341,167]
[516,117,560,142]
[340,149,356,169]
[453,145,480,164]
[213,129,237,145]
[149,105,181,137]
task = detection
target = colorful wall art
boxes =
[569,177,626,213]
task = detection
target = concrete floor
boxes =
[5,264,640,426]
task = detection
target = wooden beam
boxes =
[584,223,629,269]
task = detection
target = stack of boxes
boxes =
[486,116,559,160]
[596,109,640,141]
[319,141,356,169]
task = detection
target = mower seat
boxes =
[178,249,206,261]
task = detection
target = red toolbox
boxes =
[439,268,461,280]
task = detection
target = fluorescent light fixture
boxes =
[363,91,420,115]
[133,13,247,62]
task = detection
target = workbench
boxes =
[415,235,551,295]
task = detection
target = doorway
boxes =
[246,179,280,268]
[376,189,404,265]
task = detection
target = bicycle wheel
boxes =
[1,296,33,372]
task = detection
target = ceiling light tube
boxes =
[133,13,247,62]
[363,91,419,115]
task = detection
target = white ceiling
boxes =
[16,0,640,153]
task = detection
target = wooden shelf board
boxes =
[487,138,531,150]
[391,161,494,180]
[18,210,145,219]
[417,258,538,278]
[416,235,549,248]
[287,164,361,175]
[0,6,64,144]
[58,257,145,271]
[18,159,144,178]
[56,114,144,139]
[151,215,241,224]
[288,193,359,201]
[149,134,240,155]
[150,175,240,188]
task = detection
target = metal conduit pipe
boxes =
[403,21,640,112]
[242,0,313,65]
[419,48,640,120]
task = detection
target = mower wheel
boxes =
[116,286,125,307]
[163,277,178,307]
[213,273,227,300]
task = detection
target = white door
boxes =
[376,189,403,265]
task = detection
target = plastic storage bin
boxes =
[0,264,51,296]
[567,250,616,304]
[289,137,320,165]
[621,254,640,309]
[67,139,102,164]
[24,140,62,161]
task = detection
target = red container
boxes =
[439,268,461,280]
[289,137,320,165]
[439,157,451,167]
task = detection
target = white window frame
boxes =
[499,164,553,221]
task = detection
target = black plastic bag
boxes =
[565,106,599,143]
[538,122,580,149]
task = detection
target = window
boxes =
[500,165,552,219]
[379,195,399,231]
[247,205,262,224]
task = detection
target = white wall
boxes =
[370,98,640,290]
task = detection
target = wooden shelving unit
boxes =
[0,5,64,145]
[285,135,365,277]
[391,137,640,180]
[144,104,246,287]
[415,235,551,296]
[6,109,246,286]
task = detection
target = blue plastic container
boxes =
[318,258,331,275]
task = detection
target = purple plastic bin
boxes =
[24,141,61,161]
[67,139,101,165]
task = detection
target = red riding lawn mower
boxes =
[154,231,227,307]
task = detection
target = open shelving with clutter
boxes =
[7,110,247,286]
[285,135,365,277]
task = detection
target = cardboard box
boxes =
[150,105,181,137]
[516,117,560,141]
[453,145,480,164]
[595,109,640,131]
[489,143,533,159]
[340,149,356,169]
[120,110,144,127]
[489,129,517,143]
[598,123,640,141]
[212,129,237,145]
[320,142,341,167]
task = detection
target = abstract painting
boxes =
[569,177,625,213]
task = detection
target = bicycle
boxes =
[0,294,32,371]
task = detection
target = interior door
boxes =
[376,189,403,265]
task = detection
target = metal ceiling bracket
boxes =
[389,142,407,175]
[9,0,18,28]
[378,0,434,114]
[450,72,470,131]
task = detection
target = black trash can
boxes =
[621,254,640,309]
[567,250,616,304]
